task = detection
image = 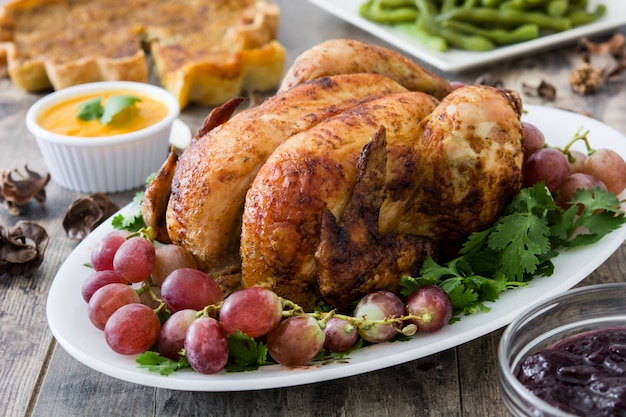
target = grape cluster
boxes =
[521,122,626,207]
[83,230,454,374]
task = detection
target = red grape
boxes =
[104,303,161,355]
[138,283,162,309]
[352,291,404,343]
[87,283,140,330]
[113,236,156,283]
[151,244,198,287]
[405,285,452,333]
[323,317,358,352]
[566,150,587,174]
[583,148,626,195]
[81,269,126,303]
[219,287,282,338]
[555,173,607,210]
[522,122,546,160]
[266,315,325,366]
[91,230,130,272]
[161,268,224,312]
[184,316,229,374]
[158,309,197,360]
[522,147,569,192]
[449,81,467,90]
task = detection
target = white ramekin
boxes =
[26,81,180,193]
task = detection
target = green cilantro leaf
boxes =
[136,351,190,375]
[564,187,625,248]
[400,181,626,322]
[111,174,154,232]
[111,191,146,232]
[76,97,104,121]
[225,330,271,372]
[75,94,141,125]
[488,212,551,281]
[99,95,142,125]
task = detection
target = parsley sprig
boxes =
[402,183,625,319]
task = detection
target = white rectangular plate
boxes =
[309,0,626,73]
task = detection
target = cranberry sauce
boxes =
[517,327,626,417]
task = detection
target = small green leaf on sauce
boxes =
[99,95,142,125]
[76,95,142,125]
[76,97,104,121]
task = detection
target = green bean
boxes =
[377,0,416,7]
[567,4,606,26]
[359,0,419,23]
[498,0,532,9]
[570,0,588,7]
[358,0,608,52]
[462,0,481,8]
[442,20,539,44]
[437,7,572,31]
[441,0,458,12]
[414,0,440,16]
[396,22,449,51]
[481,0,502,7]
[417,16,495,50]
[547,0,568,17]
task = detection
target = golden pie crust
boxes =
[0,0,286,108]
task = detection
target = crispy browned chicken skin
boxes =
[240,91,442,309]
[142,40,523,310]
[240,85,523,309]
[316,127,438,312]
[165,73,411,273]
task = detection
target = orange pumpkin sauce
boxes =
[38,90,169,137]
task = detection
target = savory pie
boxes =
[0,0,286,108]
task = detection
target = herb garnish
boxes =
[136,351,190,376]
[76,95,142,125]
[111,174,154,232]
[401,183,625,320]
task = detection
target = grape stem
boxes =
[127,226,157,243]
[561,128,595,156]
[140,282,168,314]
[279,298,433,330]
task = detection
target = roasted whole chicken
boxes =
[142,39,524,310]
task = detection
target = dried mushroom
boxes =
[0,221,49,278]
[521,80,557,101]
[0,166,50,216]
[63,193,120,241]
[569,33,626,95]
[474,73,504,88]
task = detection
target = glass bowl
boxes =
[498,282,626,417]
[26,81,179,193]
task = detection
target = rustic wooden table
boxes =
[1,1,625,416]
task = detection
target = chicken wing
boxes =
[316,126,437,312]
[279,39,453,100]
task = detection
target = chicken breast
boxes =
[241,85,523,309]
[279,39,453,100]
[166,73,411,272]
[240,91,441,309]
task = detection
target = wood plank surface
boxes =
[0,0,624,416]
